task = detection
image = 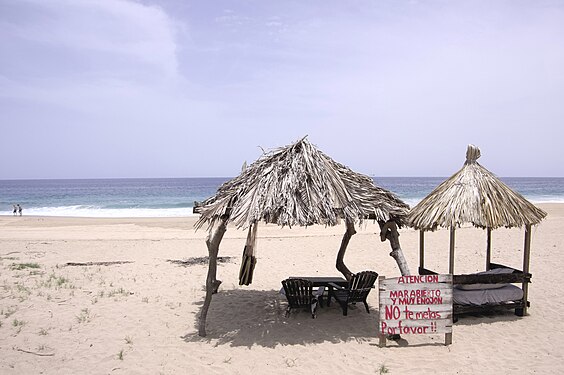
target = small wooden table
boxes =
[289,276,348,307]
[289,276,348,288]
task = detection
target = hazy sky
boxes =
[1,0,563,179]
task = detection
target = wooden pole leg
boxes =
[198,217,228,337]
[379,334,387,348]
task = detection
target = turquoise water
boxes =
[374,177,564,207]
[1,177,562,217]
[0,178,229,217]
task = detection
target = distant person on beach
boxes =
[17,204,22,216]
[13,204,17,216]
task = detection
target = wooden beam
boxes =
[198,216,228,337]
[486,227,492,271]
[449,227,455,274]
[453,272,528,284]
[522,224,532,316]
[239,222,258,286]
[455,300,525,315]
[378,276,387,348]
[336,219,356,281]
[380,220,411,276]
[419,230,425,271]
[445,332,453,346]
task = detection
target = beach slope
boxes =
[0,204,563,374]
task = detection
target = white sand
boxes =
[0,204,563,374]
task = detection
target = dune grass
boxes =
[10,262,40,271]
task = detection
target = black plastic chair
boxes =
[327,271,378,316]
[281,278,319,318]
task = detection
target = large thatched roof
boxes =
[196,137,409,230]
[408,145,547,231]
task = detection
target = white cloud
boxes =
[1,0,563,178]
[9,0,179,78]
[0,0,191,124]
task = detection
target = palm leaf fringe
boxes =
[407,144,547,231]
[195,137,409,230]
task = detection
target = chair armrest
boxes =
[314,286,326,297]
[328,282,346,290]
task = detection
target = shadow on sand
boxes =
[184,289,380,348]
[183,289,524,348]
[453,310,523,326]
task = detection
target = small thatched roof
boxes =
[408,145,547,231]
[196,137,409,230]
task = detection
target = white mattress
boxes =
[453,284,524,306]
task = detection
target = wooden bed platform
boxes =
[419,262,531,319]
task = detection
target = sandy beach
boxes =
[0,203,562,374]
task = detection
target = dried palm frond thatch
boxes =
[197,137,412,337]
[196,137,409,230]
[408,145,547,231]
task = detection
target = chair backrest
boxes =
[282,278,314,308]
[346,271,378,303]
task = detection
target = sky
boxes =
[1,0,563,179]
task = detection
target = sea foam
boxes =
[1,205,198,218]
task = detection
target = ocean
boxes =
[1,177,563,218]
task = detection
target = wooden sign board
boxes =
[378,274,453,346]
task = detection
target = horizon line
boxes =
[1,175,563,182]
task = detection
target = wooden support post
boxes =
[380,220,411,276]
[336,219,356,281]
[449,227,455,274]
[378,334,387,348]
[522,224,532,316]
[445,275,453,345]
[239,222,258,286]
[419,230,425,272]
[445,331,453,345]
[198,216,228,337]
[378,276,387,348]
[486,227,492,270]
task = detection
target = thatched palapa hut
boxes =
[195,137,410,336]
[408,144,547,317]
